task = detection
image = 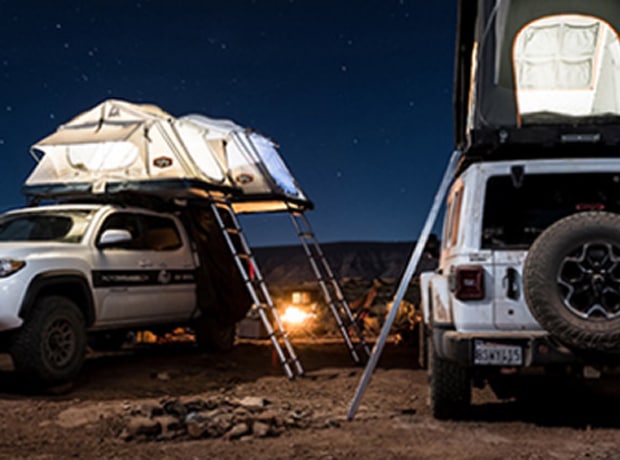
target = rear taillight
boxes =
[453,265,485,300]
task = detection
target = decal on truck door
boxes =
[92,269,195,288]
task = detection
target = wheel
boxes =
[10,296,87,386]
[523,212,620,352]
[193,316,236,352]
[428,334,471,420]
[88,330,128,351]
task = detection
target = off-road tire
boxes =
[523,212,620,352]
[194,316,235,352]
[10,296,87,386]
[428,335,471,420]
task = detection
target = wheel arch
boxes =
[20,271,95,326]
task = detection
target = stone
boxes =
[156,372,171,381]
[163,399,188,419]
[237,396,267,410]
[225,422,250,440]
[256,409,280,424]
[132,402,164,418]
[232,407,253,424]
[252,421,270,438]
[208,414,234,437]
[154,415,184,439]
[126,417,161,438]
[185,413,209,439]
[179,397,208,413]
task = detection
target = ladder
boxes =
[288,208,372,364]
[208,193,304,379]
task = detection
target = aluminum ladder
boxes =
[288,208,372,364]
[208,193,304,379]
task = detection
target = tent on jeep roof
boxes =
[24,99,311,213]
[455,0,620,158]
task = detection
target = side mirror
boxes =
[97,229,133,249]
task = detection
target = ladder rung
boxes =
[225,228,242,235]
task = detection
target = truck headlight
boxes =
[0,259,25,277]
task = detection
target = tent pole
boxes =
[346,149,462,421]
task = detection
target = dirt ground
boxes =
[0,338,619,460]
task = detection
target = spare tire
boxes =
[523,211,620,352]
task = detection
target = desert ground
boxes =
[0,337,619,460]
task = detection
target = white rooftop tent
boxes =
[24,99,311,213]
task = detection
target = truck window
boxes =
[99,213,182,251]
[139,215,182,251]
[482,173,620,249]
[0,210,94,243]
[98,213,144,249]
[443,186,464,250]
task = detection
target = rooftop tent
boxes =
[454,0,620,158]
[24,100,312,213]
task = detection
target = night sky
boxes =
[0,0,456,247]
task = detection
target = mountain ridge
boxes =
[252,240,438,286]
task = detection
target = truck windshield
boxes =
[0,210,95,243]
[482,173,620,249]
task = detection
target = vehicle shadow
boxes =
[0,339,415,399]
[469,379,620,428]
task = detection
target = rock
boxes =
[232,407,253,424]
[185,413,209,439]
[225,422,250,440]
[238,396,267,410]
[126,417,161,438]
[162,399,188,419]
[154,415,184,439]
[132,402,164,418]
[156,372,171,381]
[252,421,270,438]
[179,397,207,413]
[256,409,280,424]
[208,414,234,437]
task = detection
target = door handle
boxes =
[138,259,153,268]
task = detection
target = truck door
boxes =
[93,212,196,324]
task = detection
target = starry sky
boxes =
[0,0,456,247]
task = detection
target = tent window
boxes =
[514,15,620,122]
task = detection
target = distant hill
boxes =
[252,241,438,286]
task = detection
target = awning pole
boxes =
[346,149,462,421]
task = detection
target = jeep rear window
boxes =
[482,173,620,249]
[0,210,94,243]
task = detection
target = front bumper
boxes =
[433,327,578,367]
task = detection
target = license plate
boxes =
[474,340,523,366]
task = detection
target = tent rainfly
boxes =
[24,99,311,213]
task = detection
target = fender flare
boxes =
[19,271,95,326]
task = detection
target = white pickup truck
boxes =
[0,203,244,386]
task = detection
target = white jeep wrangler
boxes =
[0,203,246,386]
[420,158,620,419]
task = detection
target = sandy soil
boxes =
[0,338,619,460]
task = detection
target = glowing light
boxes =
[281,305,315,326]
